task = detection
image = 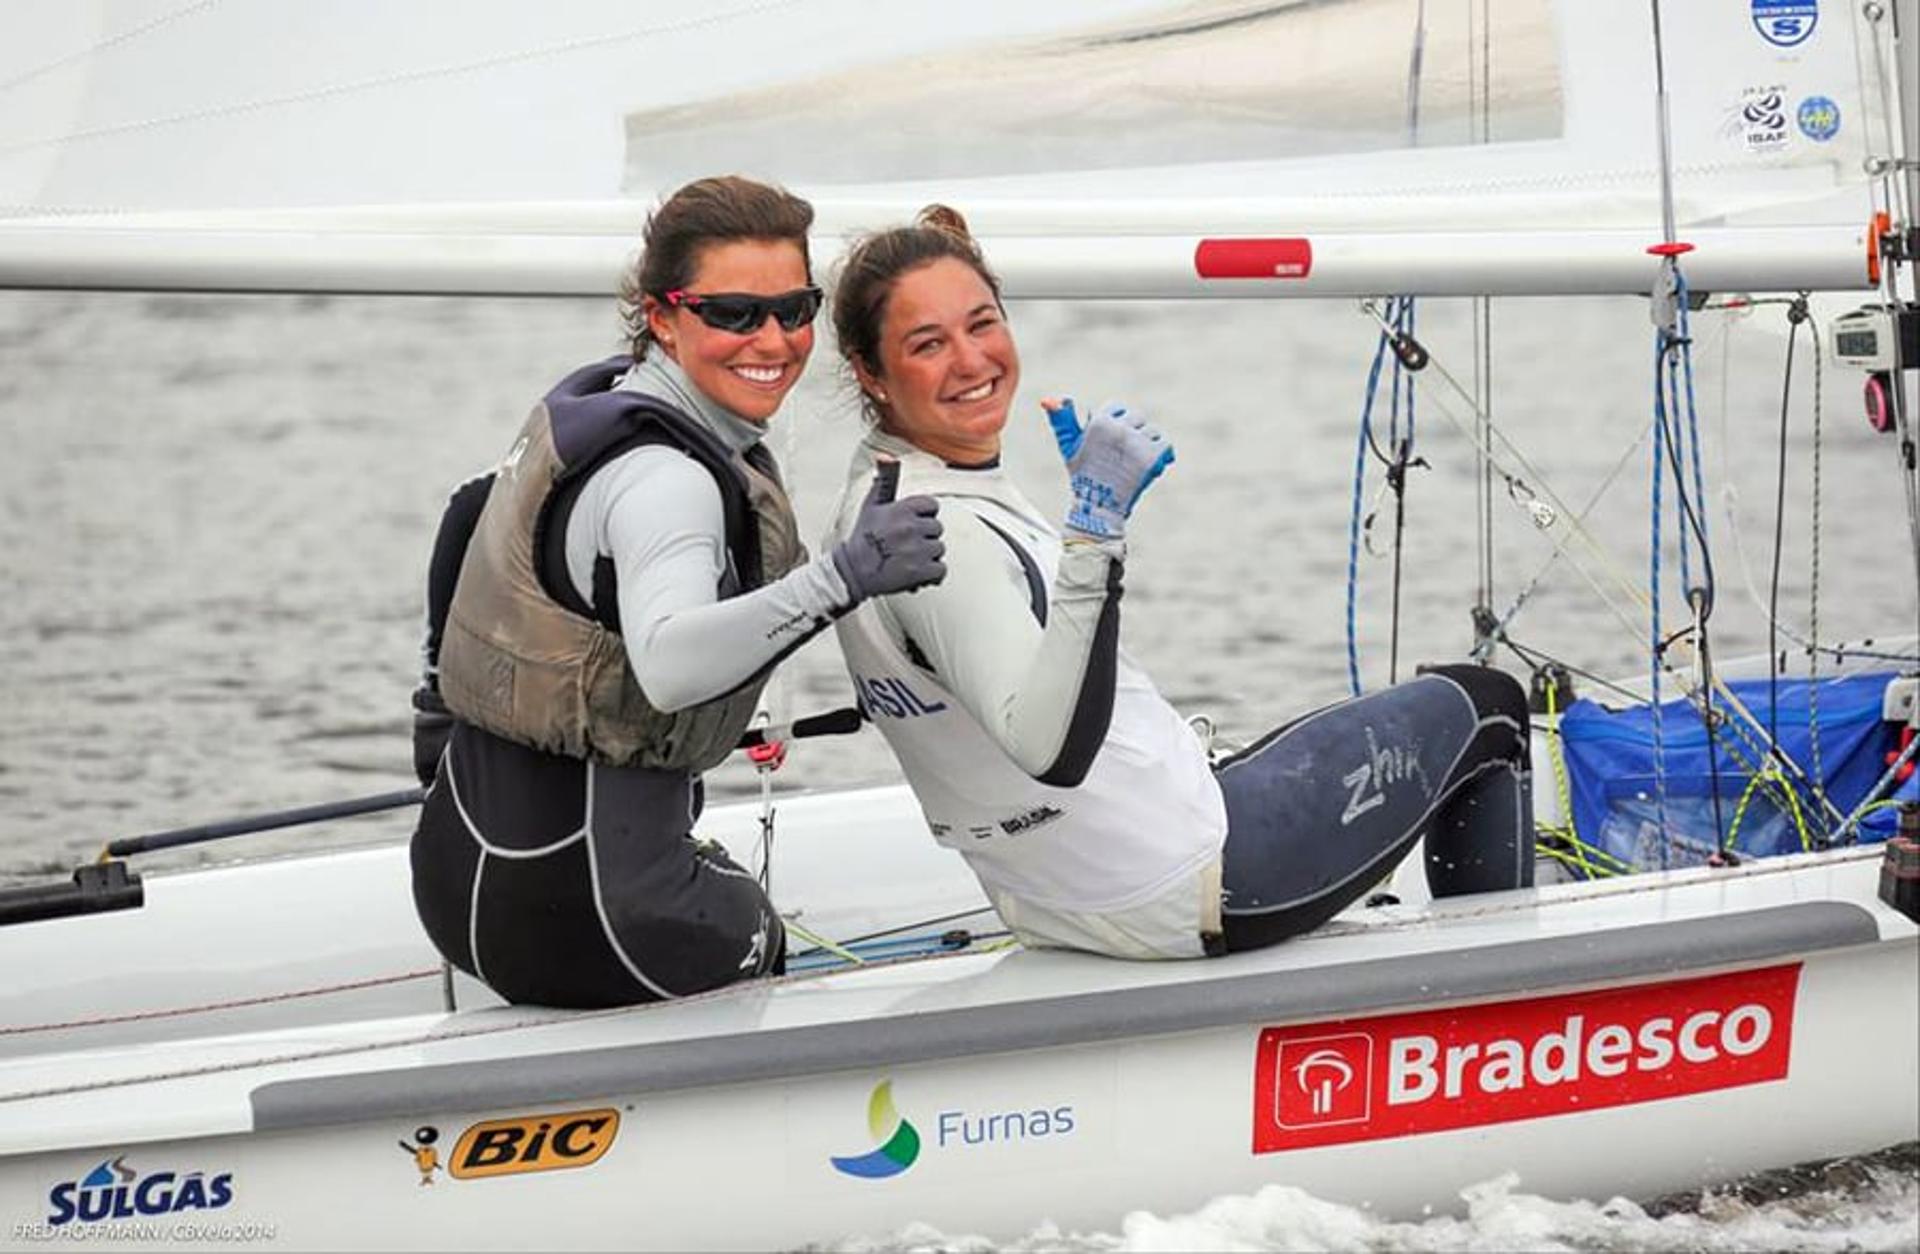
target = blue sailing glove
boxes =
[1044,399,1175,540]
[832,459,947,601]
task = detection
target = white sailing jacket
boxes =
[827,431,1226,956]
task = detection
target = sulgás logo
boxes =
[1253,965,1800,1153]
[46,1156,234,1227]
[831,1081,922,1178]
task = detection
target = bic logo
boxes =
[429,1109,619,1180]
[1274,1034,1372,1129]
[830,1081,921,1179]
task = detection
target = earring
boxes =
[874,390,889,404]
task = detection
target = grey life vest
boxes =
[439,356,806,771]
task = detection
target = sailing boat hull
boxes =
[1,782,1914,1249]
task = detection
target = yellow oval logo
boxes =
[448,1108,620,1179]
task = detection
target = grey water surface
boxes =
[2,290,1915,1250]
[4,289,1911,876]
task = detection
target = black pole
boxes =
[101,706,866,860]
[106,787,427,858]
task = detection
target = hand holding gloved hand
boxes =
[1044,399,1175,540]
[831,459,947,601]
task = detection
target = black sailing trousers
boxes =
[410,720,784,1008]
[1217,664,1534,952]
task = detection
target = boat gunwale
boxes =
[244,899,1884,1133]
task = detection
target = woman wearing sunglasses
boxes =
[825,206,1533,961]
[408,177,946,1007]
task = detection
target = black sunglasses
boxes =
[662,286,823,334]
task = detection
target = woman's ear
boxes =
[851,357,887,406]
[643,296,677,357]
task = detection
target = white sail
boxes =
[0,0,1907,296]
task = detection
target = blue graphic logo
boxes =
[1753,0,1817,48]
[829,1080,1080,1181]
[830,1081,921,1179]
[1797,95,1841,141]
[46,1156,234,1227]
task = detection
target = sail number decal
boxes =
[1194,239,1313,281]
[1252,964,1799,1152]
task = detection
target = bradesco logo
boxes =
[46,1155,234,1227]
[1253,964,1799,1152]
[427,1108,619,1180]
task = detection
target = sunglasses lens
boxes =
[774,288,823,331]
[676,288,822,334]
[694,297,763,334]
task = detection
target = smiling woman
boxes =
[825,205,1538,963]
[403,176,948,1009]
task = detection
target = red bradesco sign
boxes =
[1253,964,1800,1152]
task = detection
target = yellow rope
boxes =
[783,918,863,965]
[1537,682,1601,878]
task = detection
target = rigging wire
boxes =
[1859,2,1920,658]
[1468,0,1497,652]
[1768,298,1809,751]
[1345,297,1424,693]
[1345,307,1397,697]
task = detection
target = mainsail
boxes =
[0,0,1908,299]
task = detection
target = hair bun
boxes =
[915,204,974,243]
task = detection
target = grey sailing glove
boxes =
[1045,398,1175,540]
[831,459,947,602]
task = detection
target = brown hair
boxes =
[831,204,1005,419]
[618,175,815,361]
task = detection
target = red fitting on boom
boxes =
[1646,242,1695,257]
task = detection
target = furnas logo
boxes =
[831,1081,922,1178]
[402,1109,619,1183]
[1253,965,1799,1153]
[46,1156,234,1227]
[830,1080,1077,1179]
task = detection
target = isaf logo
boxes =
[1732,86,1791,153]
[401,1108,620,1183]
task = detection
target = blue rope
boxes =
[1668,337,1694,596]
[1345,300,1398,697]
[1676,275,1710,556]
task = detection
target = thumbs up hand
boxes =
[831,458,947,601]
[1044,399,1175,540]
